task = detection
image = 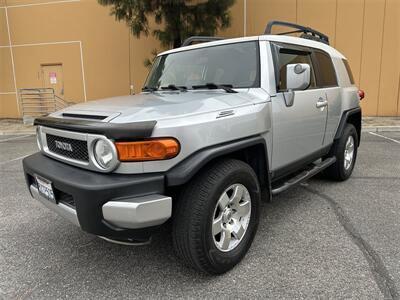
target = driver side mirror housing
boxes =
[284,63,311,107]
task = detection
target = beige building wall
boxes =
[0,0,399,118]
[246,0,400,117]
[1,0,132,118]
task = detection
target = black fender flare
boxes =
[334,107,362,145]
[165,135,270,187]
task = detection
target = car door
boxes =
[312,50,341,146]
[270,43,328,174]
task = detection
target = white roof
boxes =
[159,34,346,59]
[261,35,345,59]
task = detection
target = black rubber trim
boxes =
[166,135,270,187]
[34,116,157,140]
[23,152,164,239]
[334,107,361,140]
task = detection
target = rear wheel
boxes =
[325,123,358,181]
[172,159,261,274]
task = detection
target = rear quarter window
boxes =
[342,59,355,84]
[314,52,338,87]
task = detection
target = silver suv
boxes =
[23,21,363,274]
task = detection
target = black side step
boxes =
[271,157,336,195]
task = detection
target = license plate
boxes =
[35,175,56,204]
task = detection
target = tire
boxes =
[172,159,261,274]
[324,123,358,181]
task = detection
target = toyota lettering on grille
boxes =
[55,140,73,152]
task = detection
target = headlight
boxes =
[36,127,42,151]
[93,139,115,169]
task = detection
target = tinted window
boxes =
[278,49,316,91]
[315,52,338,87]
[342,59,355,84]
[145,42,260,89]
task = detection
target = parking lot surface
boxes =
[0,132,399,299]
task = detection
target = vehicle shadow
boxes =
[9,178,344,298]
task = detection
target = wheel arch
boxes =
[166,135,271,196]
[334,107,361,146]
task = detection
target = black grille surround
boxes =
[46,134,89,162]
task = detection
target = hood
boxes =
[55,91,257,123]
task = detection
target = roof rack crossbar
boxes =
[264,20,329,45]
[181,36,225,47]
[277,29,304,35]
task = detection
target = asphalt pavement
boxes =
[0,132,399,299]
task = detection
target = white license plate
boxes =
[35,175,56,203]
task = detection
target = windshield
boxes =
[144,41,260,90]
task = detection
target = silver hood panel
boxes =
[53,91,257,123]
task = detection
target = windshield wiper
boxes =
[142,86,158,92]
[192,83,238,93]
[160,84,187,92]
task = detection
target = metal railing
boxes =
[19,88,73,123]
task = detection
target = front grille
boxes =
[46,134,89,162]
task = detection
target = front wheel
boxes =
[172,159,261,274]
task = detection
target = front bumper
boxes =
[23,153,171,240]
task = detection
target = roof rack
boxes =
[181,36,225,47]
[264,20,329,45]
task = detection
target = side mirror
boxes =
[283,63,311,107]
[286,63,311,90]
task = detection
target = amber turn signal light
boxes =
[115,138,180,161]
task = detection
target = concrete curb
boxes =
[362,126,400,132]
[0,130,35,136]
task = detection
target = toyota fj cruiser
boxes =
[23,21,363,274]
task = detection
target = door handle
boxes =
[316,97,328,108]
